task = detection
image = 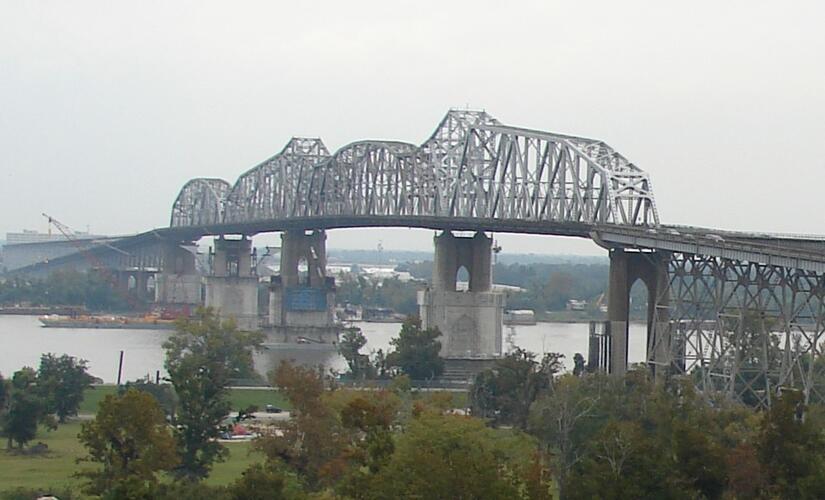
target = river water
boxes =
[0,315,647,383]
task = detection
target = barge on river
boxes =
[39,315,177,330]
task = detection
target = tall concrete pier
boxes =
[155,242,201,306]
[267,230,338,343]
[204,236,259,330]
[605,248,670,376]
[418,231,504,358]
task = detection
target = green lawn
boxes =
[0,421,264,497]
[78,385,291,414]
[0,422,93,493]
[0,386,279,497]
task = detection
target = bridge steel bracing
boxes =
[594,240,825,408]
[649,253,825,408]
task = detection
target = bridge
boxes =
[9,110,825,408]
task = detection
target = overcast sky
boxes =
[1,1,823,255]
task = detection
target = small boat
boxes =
[362,307,405,323]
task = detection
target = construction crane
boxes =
[41,213,143,311]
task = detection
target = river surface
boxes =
[0,315,647,383]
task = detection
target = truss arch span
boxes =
[170,109,660,232]
[170,178,231,228]
[223,137,331,223]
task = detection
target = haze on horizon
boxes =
[1,1,823,256]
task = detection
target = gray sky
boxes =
[2,1,823,256]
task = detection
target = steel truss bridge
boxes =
[12,110,825,408]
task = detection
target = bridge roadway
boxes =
[13,106,823,277]
[8,217,825,277]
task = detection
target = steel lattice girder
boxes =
[652,252,825,408]
[169,110,660,229]
[170,178,231,228]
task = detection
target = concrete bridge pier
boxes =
[155,242,202,306]
[606,248,671,377]
[204,236,259,331]
[418,231,505,359]
[113,269,155,302]
[267,230,338,343]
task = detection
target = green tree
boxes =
[121,380,178,418]
[163,307,263,480]
[338,327,371,379]
[0,373,8,410]
[367,412,540,499]
[2,368,54,449]
[77,389,178,496]
[36,353,96,423]
[529,374,601,497]
[387,316,443,380]
[572,353,585,376]
[226,464,287,500]
[471,348,563,429]
[334,391,400,498]
[757,390,825,498]
[563,420,678,500]
[257,361,348,489]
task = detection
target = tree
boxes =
[163,307,263,480]
[387,316,443,380]
[563,420,686,500]
[529,374,601,497]
[334,391,400,498]
[0,372,8,410]
[257,361,348,489]
[36,353,95,423]
[470,348,563,429]
[572,353,585,376]
[226,464,287,500]
[121,380,178,418]
[756,390,825,498]
[366,412,541,499]
[338,327,371,379]
[2,368,54,449]
[77,389,178,496]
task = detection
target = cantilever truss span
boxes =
[164,109,825,409]
[170,110,659,230]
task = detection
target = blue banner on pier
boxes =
[285,287,327,311]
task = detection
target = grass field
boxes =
[0,421,265,495]
[2,386,466,496]
[0,386,281,496]
[78,385,291,414]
